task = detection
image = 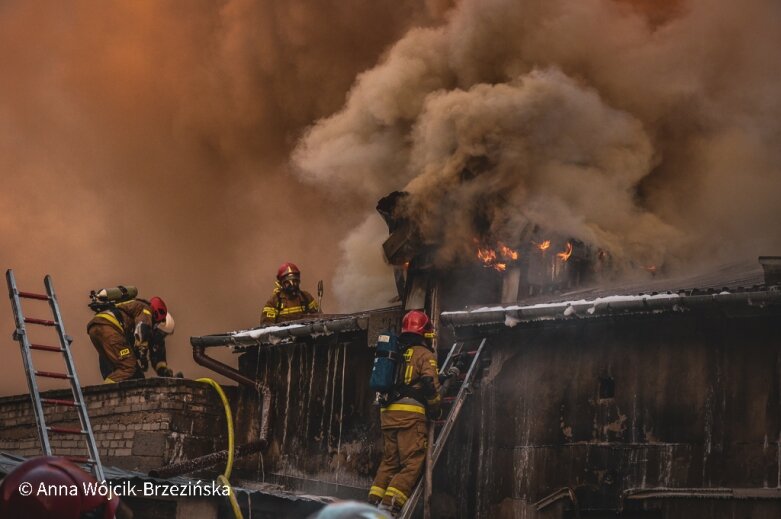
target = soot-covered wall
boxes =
[227,305,779,518]
[437,309,781,519]
[231,309,402,498]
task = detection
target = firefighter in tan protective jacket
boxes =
[261,262,319,325]
[369,310,441,516]
[87,294,173,383]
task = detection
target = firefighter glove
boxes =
[439,366,461,383]
[157,366,174,377]
[427,406,443,420]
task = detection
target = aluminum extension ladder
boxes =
[6,269,105,481]
[398,337,488,519]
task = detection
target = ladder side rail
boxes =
[419,342,462,519]
[398,480,425,519]
[398,338,488,519]
[6,269,52,455]
[430,337,486,465]
[44,275,106,482]
[438,341,461,376]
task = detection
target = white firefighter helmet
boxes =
[157,312,175,335]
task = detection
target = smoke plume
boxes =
[294,0,781,308]
[0,0,434,395]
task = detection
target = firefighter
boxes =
[261,262,319,325]
[87,293,172,383]
[0,456,131,519]
[368,310,440,516]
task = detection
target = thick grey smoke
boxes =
[294,0,781,308]
[404,68,680,267]
[0,0,434,395]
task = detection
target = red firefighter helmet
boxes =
[401,310,435,338]
[0,456,119,519]
[277,262,301,282]
[149,296,168,324]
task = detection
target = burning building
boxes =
[1,236,778,519]
[183,206,781,518]
[2,1,780,517]
[252,4,781,513]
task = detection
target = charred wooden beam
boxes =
[149,439,268,479]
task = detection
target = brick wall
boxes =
[0,378,233,473]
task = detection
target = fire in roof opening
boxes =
[292,0,781,313]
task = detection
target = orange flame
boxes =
[475,241,518,272]
[556,242,573,261]
[477,247,497,264]
[498,243,519,260]
[536,240,551,252]
[645,265,657,274]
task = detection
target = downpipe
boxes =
[191,341,272,447]
[191,341,257,388]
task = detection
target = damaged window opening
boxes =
[599,375,615,400]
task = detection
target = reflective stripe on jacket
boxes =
[380,343,440,429]
[261,288,318,324]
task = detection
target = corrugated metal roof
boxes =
[441,261,780,328]
[442,289,781,328]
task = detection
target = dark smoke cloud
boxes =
[0,0,435,395]
[294,0,781,310]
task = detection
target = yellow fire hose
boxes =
[196,378,243,519]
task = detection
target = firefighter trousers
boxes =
[87,324,144,383]
[370,421,428,509]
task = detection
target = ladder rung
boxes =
[24,317,57,326]
[48,426,87,435]
[35,370,71,380]
[41,398,78,407]
[18,291,50,301]
[433,419,446,426]
[30,343,64,352]
[455,350,478,357]
[442,396,456,404]
[65,456,96,465]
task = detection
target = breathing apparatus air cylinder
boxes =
[370,332,401,394]
[88,285,138,311]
